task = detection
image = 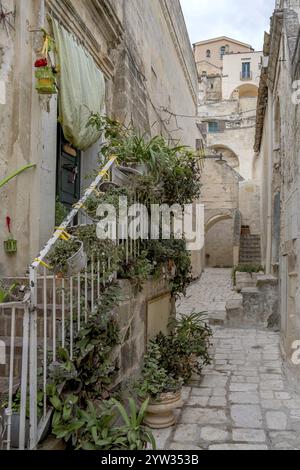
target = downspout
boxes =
[266,87,273,274]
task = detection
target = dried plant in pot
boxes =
[136,343,182,429]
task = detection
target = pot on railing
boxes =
[52,239,87,279]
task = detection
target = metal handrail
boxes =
[31,155,117,270]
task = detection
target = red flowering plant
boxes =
[34,58,48,68]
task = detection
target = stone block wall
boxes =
[113,277,174,387]
[226,275,279,329]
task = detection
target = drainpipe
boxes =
[266,87,273,274]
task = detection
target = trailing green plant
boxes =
[1,388,44,419]
[160,151,202,206]
[87,113,199,183]
[232,264,264,286]
[55,197,69,226]
[154,312,213,384]
[137,342,182,401]
[0,281,22,303]
[82,187,132,221]
[118,251,152,292]
[145,239,192,297]
[72,224,120,276]
[47,239,80,275]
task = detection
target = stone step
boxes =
[208,311,227,326]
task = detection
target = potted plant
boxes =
[0,389,44,449]
[136,342,182,429]
[47,238,87,278]
[34,58,57,95]
[154,312,213,384]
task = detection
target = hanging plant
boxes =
[34,30,58,95]
[3,216,17,255]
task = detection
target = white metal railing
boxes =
[0,295,30,450]
[1,155,124,450]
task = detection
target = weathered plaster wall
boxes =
[257,6,300,384]
[206,219,234,267]
[239,181,261,235]
[112,0,200,148]
[200,159,240,267]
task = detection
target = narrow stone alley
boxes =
[154,269,300,450]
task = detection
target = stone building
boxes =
[196,36,263,267]
[255,0,300,383]
[0,0,202,277]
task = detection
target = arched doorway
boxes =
[205,214,234,267]
[210,145,240,173]
[231,83,259,99]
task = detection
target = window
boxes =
[208,121,220,133]
[220,46,226,58]
[242,62,251,79]
[206,49,211,58]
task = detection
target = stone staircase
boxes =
[239,234,262,264]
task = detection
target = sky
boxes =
[180,0,275,51]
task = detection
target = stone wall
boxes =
[206,219,234,267]
[255,6,300,384]
[200,159,241,268]
[226,275,279,329]
[105,278,174,386]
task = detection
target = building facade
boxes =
[197,36,263,267]
[255,0,300,383]
[0,0,202,277]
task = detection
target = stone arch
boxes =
[205,213,233,232]
[210,144,240,172]
[230,83,258,99]
[205,213,235,267]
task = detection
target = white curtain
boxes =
[52,19,106,151]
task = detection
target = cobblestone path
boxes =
[176,268,241,324]
[154,269,300,450]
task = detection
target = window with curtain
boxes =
[52,19,106,151]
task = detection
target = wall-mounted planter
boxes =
[4,238,17,254]
[35,67,57,95]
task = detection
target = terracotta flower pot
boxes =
[142,390,182,429]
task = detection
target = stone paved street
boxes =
[154,269,300,450]
[176,268,241,324]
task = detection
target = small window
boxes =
[242,62,251,79]
[220,46,226,58]
[206,49,211,58]
[208,122,220,133]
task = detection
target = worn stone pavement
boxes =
[154,269,300,450]
[176,268,242,324]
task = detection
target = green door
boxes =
[56,125,81,212]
